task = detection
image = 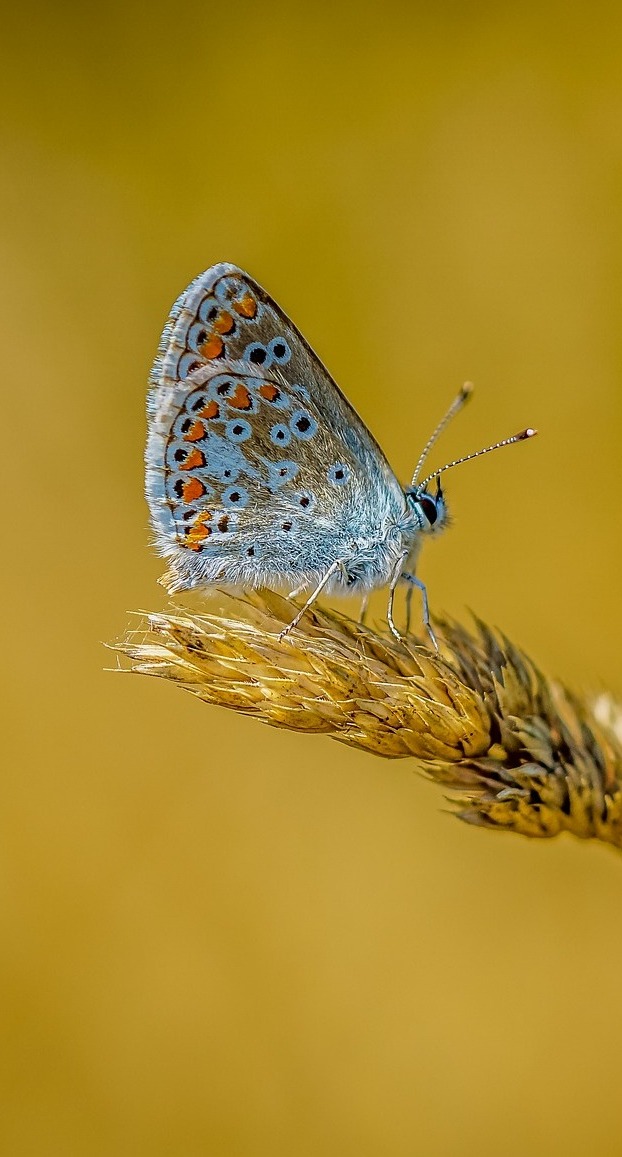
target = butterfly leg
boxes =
[401,572,438,651]
[405,584,414,636]
[288,582,308,600]
[278,558,345,641]
[386,553,409,644]
[359,593,370,625]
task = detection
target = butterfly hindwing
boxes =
[146,264,407,591]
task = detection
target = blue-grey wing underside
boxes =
[146,263,407,592]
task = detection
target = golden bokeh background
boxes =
[2,3,622,1153]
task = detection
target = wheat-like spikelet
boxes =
[117,592,622,848]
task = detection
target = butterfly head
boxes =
[405,478,448,537]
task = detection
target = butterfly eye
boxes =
[419,496,439,525]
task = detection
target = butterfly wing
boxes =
[146,263,408,592]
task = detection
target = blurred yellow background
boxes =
[2,2,622,1154]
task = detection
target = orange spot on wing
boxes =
[183,420,206,442]
[259,383,279,402]
[185,511,212,549]
[182,477,206,503]
[214,310,234,335]
[199,400,220,420]
[199,334,224,359]
[228,384,252,410]
[233,292,257,319]
[181,448,206,470]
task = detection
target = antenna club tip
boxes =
[520,427,538,439]
[460,381,474,401]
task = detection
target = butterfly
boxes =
[146,262,535,646]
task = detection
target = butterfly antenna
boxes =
[416,427,537,490]
[411,382,473,486]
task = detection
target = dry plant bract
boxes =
[117,593,622,848]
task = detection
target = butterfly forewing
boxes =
[146,263,406,591]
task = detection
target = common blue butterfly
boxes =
[146,263,535,645]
